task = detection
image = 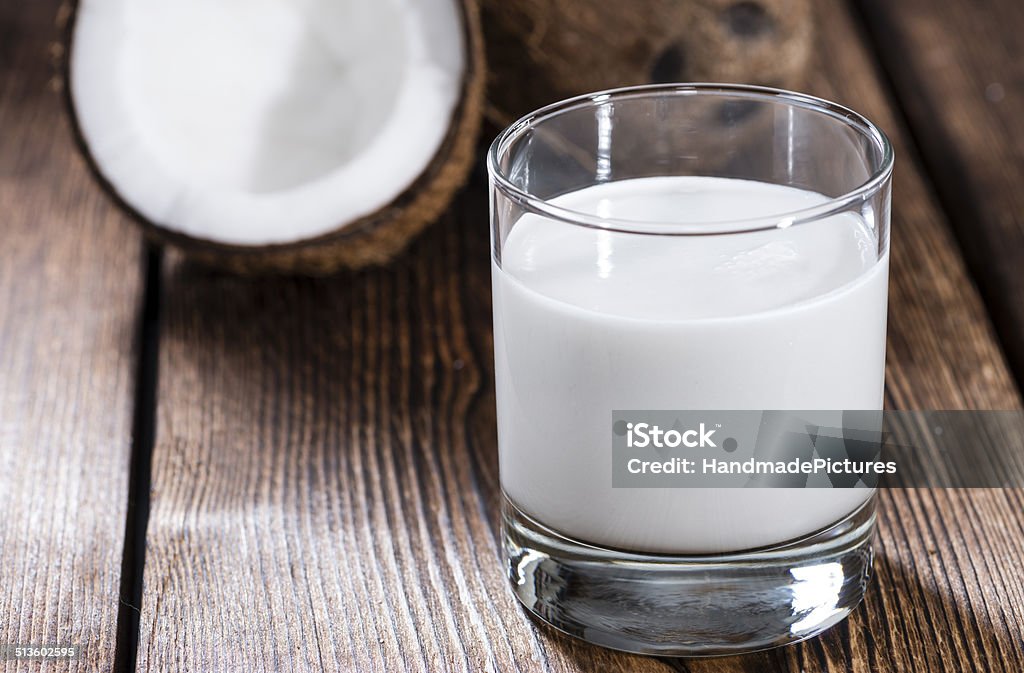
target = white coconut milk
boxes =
[492,176,889,553]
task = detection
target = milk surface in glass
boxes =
[492,175,888,554]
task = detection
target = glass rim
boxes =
[486,83,895,236]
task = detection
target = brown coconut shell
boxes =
[63,0,486,275]
[481,0,813,125]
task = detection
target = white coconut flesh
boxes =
[70,0,465,246]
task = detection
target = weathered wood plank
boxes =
[139,211,668,673]
[804,4,1018,412]
[855,0,1024,388]
[137,0,1022,672]
[0,2,144,671]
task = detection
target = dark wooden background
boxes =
[1,0,1023,671]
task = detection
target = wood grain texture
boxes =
[798,4,1020,412]
[139,206,667,673]
[855,0,1024,388]
[135,1,1023,672]
[0,2,143,671]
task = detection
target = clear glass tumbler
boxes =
[487,84,893,655]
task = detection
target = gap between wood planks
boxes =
[113,244,163,673]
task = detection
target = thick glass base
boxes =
[503,494,875,656]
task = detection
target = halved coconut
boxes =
[67,0,484,272]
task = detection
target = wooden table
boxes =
[2,0,1023,671]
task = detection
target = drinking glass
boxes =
[487,84,893,655]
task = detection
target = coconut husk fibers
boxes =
[482,0,813,125]
[62,0,486,275]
